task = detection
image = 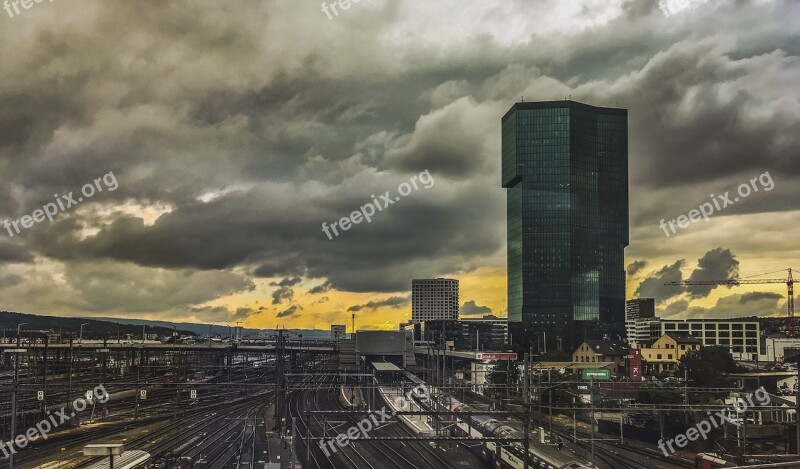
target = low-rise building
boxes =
[650,319,759,360]
[640,332,701,374]
[572,340,629,376]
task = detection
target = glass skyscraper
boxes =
[502,100,628,351]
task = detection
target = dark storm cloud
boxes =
[27,174,504,293]
[0,242,33,264]
[626,260,648,277]
[662,299,690,317]
[271,286,294,305]
[347,295,411,312]
[270,278,300,305]
[741,291,783,302]
[0,274,23,289]
[270,277,302,288]
[277,305,301,318]
[686,248,740,298]
[635,260,686,300]
[254,257,306,278]
[191,306,229,316]
[460,300,492,317]
[687,292,785,319]
[309,281,333,294]
[0,0,797,316]
[312,295,330,305]
[190,305,255,322]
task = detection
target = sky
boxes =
[0,0,798,331]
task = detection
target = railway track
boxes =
[554,427,694,469]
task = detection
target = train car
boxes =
[146,453,192,469]
[422,394,589,469]
[163,372,177,384]
[85,450,150,469]
[695,453,732,469]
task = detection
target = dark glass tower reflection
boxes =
[502,100,628,351]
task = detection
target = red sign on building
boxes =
[476,352,518,361]
[628,349,642,381]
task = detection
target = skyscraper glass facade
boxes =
[502,101,628,350]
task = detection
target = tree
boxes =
[678,346,745,388]
[488,359,521,396]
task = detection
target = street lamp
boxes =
[79,323,90,345]
[9,323,28,469]
[16,323,28,347]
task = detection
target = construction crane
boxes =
[666,268,795,338]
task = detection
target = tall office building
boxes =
[502,100,628,350]
[411,278,459,322]
[626,299,656,321]
[625,298,657,347]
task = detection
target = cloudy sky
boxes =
[0,0,797,330]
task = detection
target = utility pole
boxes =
[10,323,28,469]
[590,376,595,465]
[537,369,542,423]
[548,368,553,437]
[275,329,285,432]
[796,364,800,455]
[441,321,445,389]
[523,413,530,469]
[523,352,530,406]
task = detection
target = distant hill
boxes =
[93,317,257,337]
[92,317,333,339]
[0,311,194,339]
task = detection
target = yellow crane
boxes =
[666,268,795,338]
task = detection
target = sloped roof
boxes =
[582,340,629,357]
[663,332,702,344]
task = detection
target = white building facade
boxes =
[411,278,459,322]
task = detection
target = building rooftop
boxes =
[581,340,629,357]
[502,99,627,122]
[372,362,402,372]
[664,332,702,344]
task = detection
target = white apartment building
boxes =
[331,324,346,340]
[411,278,459,322]
[649,319,760,360]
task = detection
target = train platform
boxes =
[340,385,365,409]
[378,386,435,436]
[264,402,287,467]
